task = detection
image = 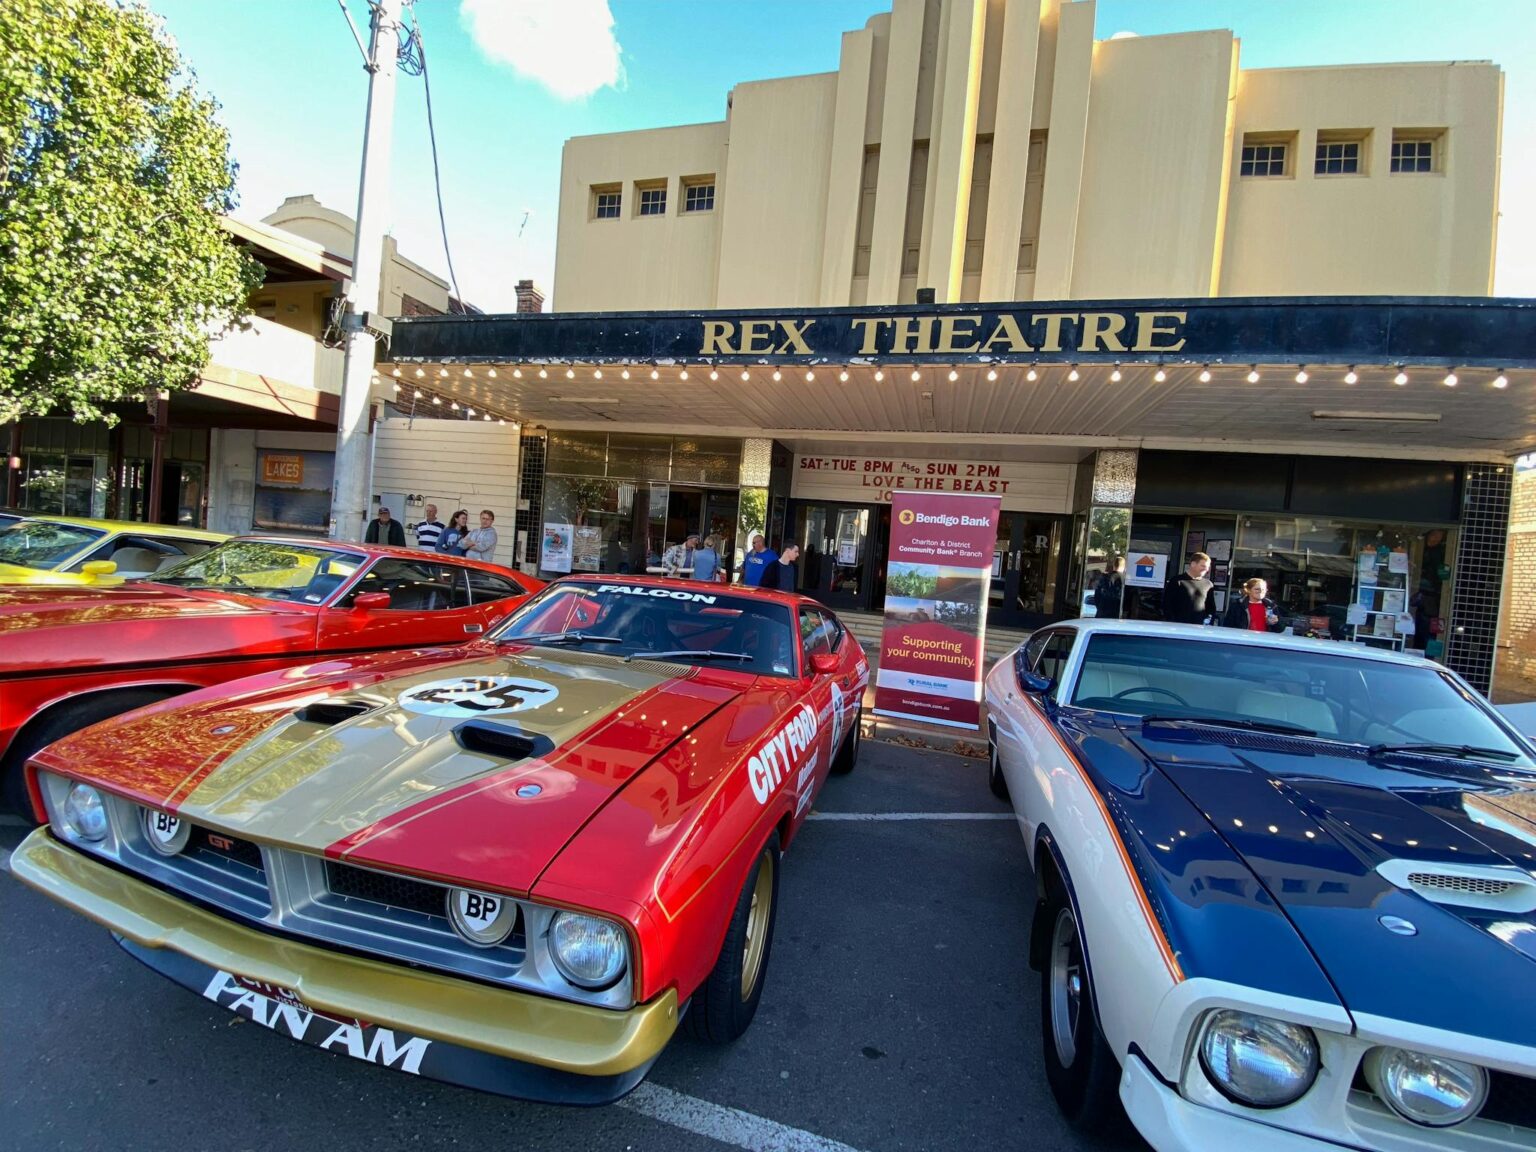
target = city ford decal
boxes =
[202,970,432,1074]
[747,703,819,805]
[398,676,559,717]
[597,583,718,604]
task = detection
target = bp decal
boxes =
[398,676,560,717]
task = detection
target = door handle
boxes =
[463,623,484,634]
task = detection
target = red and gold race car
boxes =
[1,536,541,814]
[11,576,869,1102]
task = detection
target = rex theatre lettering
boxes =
[697,310,1185,358]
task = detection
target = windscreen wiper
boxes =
[1367,742,1519,763]
[1143,714,1318,737]
[501,631,623,647]
[629,650,752,663]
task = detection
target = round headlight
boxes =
[1365,1047,1488,1128]
[1199,1010,1320,1108]
[141,807,190,856]
[549,911,628,989]
[63,783,109,842]
[446,887,517,947]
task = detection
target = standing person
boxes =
[692,534,720,582]
[413,503,444,551]
[661,534,699,577]
[437,510,470,556]
[759,543,800,591]
[365,505,405,547]
[463,510,498,562]
[1223,577,1281,631]
[1092,555,1125,619]
[742,534,778,587]
[1162,551,1216,625]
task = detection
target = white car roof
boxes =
[1040,618,1441,671]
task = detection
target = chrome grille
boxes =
[116,812,271,920]
[1407,872,1513,896]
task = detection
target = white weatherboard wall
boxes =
[370,418,522,569]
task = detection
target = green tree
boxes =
[0,0,262,424]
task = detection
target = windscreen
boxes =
[151,540,363,603]
[492,581,798,677]
[1070,632,1532,765]
[0,521,104,569]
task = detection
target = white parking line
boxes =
[619,1082,869,1152]
[807,811,1014,821]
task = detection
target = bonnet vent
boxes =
[454,719,555,762]
[295,700,373,726]
[1377,859,1536,913]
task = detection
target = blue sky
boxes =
[148,0,1534,311]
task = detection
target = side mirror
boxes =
[810,652,839,675]
[1012,648,1053,695]
[81,560,118,579]
[351,591,392,612]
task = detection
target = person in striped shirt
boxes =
[413,504,444,551]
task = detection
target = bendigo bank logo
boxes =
[898,509,916,526]
[1135,555,1159,580]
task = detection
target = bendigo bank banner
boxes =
[873,492,1002,730]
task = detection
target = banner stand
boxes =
[872,492,1002,731]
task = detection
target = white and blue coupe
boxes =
[984,620,1536,1151]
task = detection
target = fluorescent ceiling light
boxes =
[1311,410,1440,423]
[550,396,620,404]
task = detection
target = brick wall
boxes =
[1494,464,1536,701]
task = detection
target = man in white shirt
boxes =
[413,504,444,551]
[661,534,699,577]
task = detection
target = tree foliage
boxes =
[0,0,262,424]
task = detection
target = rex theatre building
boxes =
[375,0,1530,695]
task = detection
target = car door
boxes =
[995,627,1078,843]
[463,566,534,633]
[792,607,842,818]
[316,557,482,651]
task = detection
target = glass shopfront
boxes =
[537,431,766,580]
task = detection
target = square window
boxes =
[1239,135,1291,177]
[637,184,667,216]
[683,180,715,213]
[591,184,621,220]
[1391,135,1439,174]
[1314,141,1360,175]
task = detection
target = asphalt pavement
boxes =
[0,741,1142,1152]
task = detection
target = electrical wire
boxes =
[402,6,463,308]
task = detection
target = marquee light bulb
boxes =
[512,368,522,378]
[1394,370,1409,385]
[466,407,475,416]
[1344,368,1358,385]
[948,370,959,382]
[451,401,460,411]
[1443,371,1458,387]
[679,369,689,380]
[439,368,448,378]
[463,368,473,378]
[498,418,506,425]
[391,381,400,391]
[432,396,441,405]
[874,370,885,382]
[538,368,548,379]
[1247,368,1260,384]
[986,369,997,382]
[487,368,498,379]
[391,368,401,377]
[566,368,575,379]
[1067,366,1080,382]
[413,389,423,399]
[839,370,849,382]
[740,370,750,381]
[1026,366,1038,382]
[621,369,630,379]
[415,368,424,377]
[772,370,782,382]
[650,368,659,380]
[1154,367,1167,382]
[1494,373,1509,389]
[710,370,719,381]
[806,371,815,382]
[593,369,603,379]
[1295,368,1309,384]
[1110,366,1122,382]
[911,370,922,382]
[483,414,491,421]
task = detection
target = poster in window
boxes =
[540,523,573,573]
[1388,551,1409,575]
[1207,538,1231,562]
[1185,531,1206,556]
[1126,551,1169,589]
[572,526,602,571]
[1380,589,1406,615]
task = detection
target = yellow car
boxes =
[0,517,227,586]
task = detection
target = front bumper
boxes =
[11,828,678,1104]
[1121,1054,1347,1152]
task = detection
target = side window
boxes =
[1037,632,1078,699]
[822,612,847,653]
[1022,631,1052,672]
[340,559,464,612]
[799,608,833,667]
[70,534,176,574]
[467,569,526,605]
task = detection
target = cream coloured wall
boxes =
[1070,30,1237,299]
[1221,62,1502,297]
[550,0,1501,312]
[552,123,727,312]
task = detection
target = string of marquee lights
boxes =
[377,367,522,426]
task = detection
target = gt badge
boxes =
[398,676,560,717]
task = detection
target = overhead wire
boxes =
[399,4,464,308]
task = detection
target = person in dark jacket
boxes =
[1092,555,1125,619]
[1223,577,1282,631]
[1162,551,1215,624]
[759,543,799,591]
[365,506,405,547]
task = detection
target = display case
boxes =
[1348,548,1411,652]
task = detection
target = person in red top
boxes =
[1223,577,1281,631]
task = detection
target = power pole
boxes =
[330,0,402,541]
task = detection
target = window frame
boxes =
[635,180,668,218]
[681,176,716,214]
[590,183,621,221]
[1313,130,1370,177]
[465,567,528,605]
[1391,129,1444,175]
[339,558,471,612]
[1239,132,1293,179]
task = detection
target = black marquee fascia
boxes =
[386,295,1536,370]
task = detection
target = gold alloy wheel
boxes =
[740,847,775,1001]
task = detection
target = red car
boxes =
[0,536,542,815]
[11,576,868,1102]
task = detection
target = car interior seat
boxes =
[107,546,166,577]
[1235,688,1339,735]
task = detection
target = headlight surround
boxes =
[1199,1010,1320,1108]
[548,911,628,990]
[446,887,517,948]
[1365,1047,1488,1128]
[63,783,109,842]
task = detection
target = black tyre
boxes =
[988,721,1009,800]
[2,689,184,818]
[830,705,861,776]
[683,831,781,1044]
[1039,883,1126,1135]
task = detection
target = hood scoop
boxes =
[453,719,555,762]
[1377,859,1536,913]
[295,700,374,726]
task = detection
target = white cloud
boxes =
[459,0,623,101]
